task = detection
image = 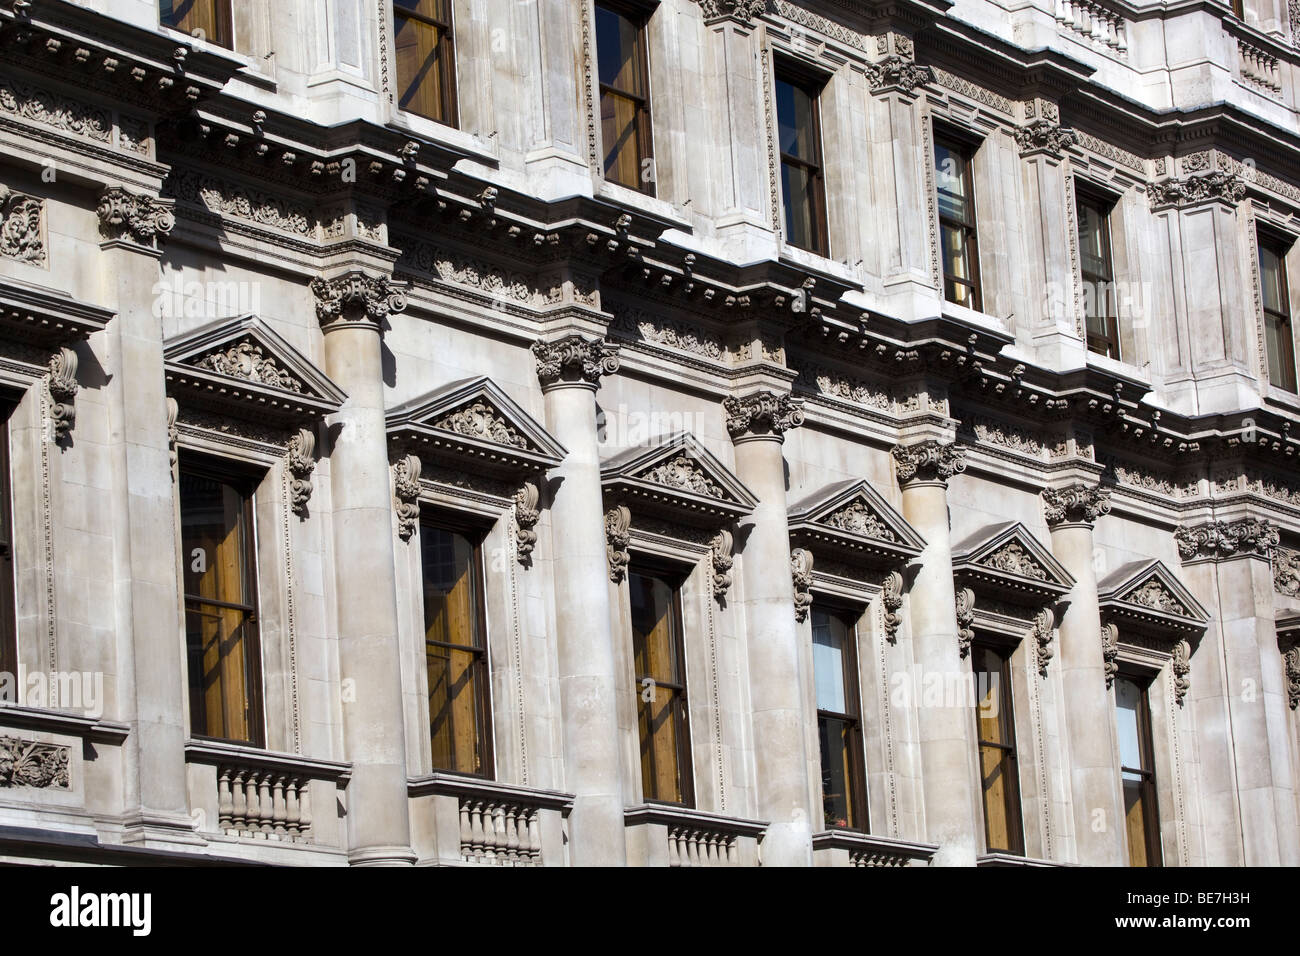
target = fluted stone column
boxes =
[726,390,813,867]
[893,439,979,866]
[96,187,198,847]
[312,271,415,865]
[533,334,626,866]
[1042,482,1126,865]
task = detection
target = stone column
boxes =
[1176,518,1299,866]
[892,439,979,866]
[311,271,415,865]
[96,187,198,847]
[533,334,627,866]
[1042,482,1126,865]
[726,389,813,867]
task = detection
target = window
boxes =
[0,404,14,682]
[775,67,828,256]
[1259,234,1298,392]
[934,136,982,311]
[421,523,492,776]
[595,2,654,194]
[180,460,264,746]
[160,0,233,48]
[394,0,458,126]
[629,569,693,805]
[1115,674,1162,866]
[1078,193,1120,359]
[972,642,1023,854]
[811,608,867,830]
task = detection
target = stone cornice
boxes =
[1175,517,1280,563]
[533,334,620,391]
[723,390,804,443]
[1042,482,1112,528]
[892,439,966,487]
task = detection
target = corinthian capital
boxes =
[96,186,175,248]
[1014,119,1078,158]
[866,56,934,95]
[1042,482,1111,528]
[532,334,620,391]
[892,439,966,488]
[695,0,768,24]
[723,390,803,443]
[310,271,407,332]
[1175,517,1279,563]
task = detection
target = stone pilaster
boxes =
[892,439,980,866]
[1042,482,1126,865]
[311,270,416,865]
[725,389,813,866]
[533,333,627,866]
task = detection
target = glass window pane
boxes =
[980,743,1015,851]
[422,527,478,647]
[601,90,642,188]
[1259,244,1287,315]
[630,571,687,803]
[819,715,856,829]
[630,572,678,684]
[781,161,818,252]
[1123,775,1151,867]
[775,79,816,161]
[1264,314,1298,391]
[595,5,646,97]
[1077,200,1112,280]
[638,681,682,802]
[1115,677,1145,770]
[428,643,483,773]
[395,16,448,122]
[161,0,231,47]
[811,610,848,714]
[935,143,969,222]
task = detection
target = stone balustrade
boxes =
[1238,38,1282,95]
[624,804,766,867]
[812,830,938,867]
[1055,0,1127,55]
[408,774,573,866]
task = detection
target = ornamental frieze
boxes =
[0,75,111,143]
[164,169,313,238]
[0,186,44,266]
[0,736,70,789]
[608,306,725,361]
[1148,171,1246,209]
[1175,518,1280,562]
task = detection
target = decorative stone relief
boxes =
[1042,483,1111,527]
[393,454,422,541]
[773,1,866,50]
[0,185,44,265]
[0,736,70,789]
[723,391,804,441]
[1171,639,1191,707]
[0,76,112,142]
[311,272,407,331]
[881,570,904,642]
[1148,172,1246,210]
[433,400,530,449]
[165,169,313,237]
[695,0,768,24]
[955,587,976,658]
[1101,622,1119,689]
[799,362,892,411]
[46,347,77,440]
[195,339,305,392]
[533,335,620,390]
[513,481,540,566]
[980,541,1049,580]
[1275,547,1300,597]
[823,499,897,541]
[865,56,934,95]
[286,428,315,517]
[892,440,966,487]
[1284,645,1299,711]
[1032,607,1055,677]
[1175,518,1280,562]
[605,505,632,583]
[166,396,179,470]
[1128,577,1188,615]
[1014,119,1078,157]
[710,529,734,601]
[640,456,726,499]
[791,548,814,622]
[609,307,724,360]
[96,186,175,247]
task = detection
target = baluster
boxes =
[285,778,302,841]
[527,810,542,864]
[244,771,262,838]
[458,800,473,861]
[504,806,520,864]
[230,769,247,834]
[298,781,312,841]
[667,828,681,867]
[257,773,274,837]
[487,804,506,861]
[1115,18,1127,54]
[470,801,487,861]
[687,830,702,867]
[271,774,287,839]
[217,768,234,832]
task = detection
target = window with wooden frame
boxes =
[595,1,655,194]
[972,641,1024,855]
[1115,672,1162,866]
[811,607,867,831]
[934,135,982,311]
[160,0,233,48]
[774,64,829,256]
[629,567,693,806]
[421,521,493,777]
[394,0,458,127]
[1258,232,1298,392]
[1077,191,1121,360]
[180,456,264,746]
[0,402,15,683]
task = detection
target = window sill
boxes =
[0,703,129,745]
[1263,384,1300,415]
[596,179,690,227]
[939,299,1009,336]
[778,241,859,285]
[811,829,939,866]
[976,851,1066,867]
[386,112,500,167]
[1083,347,1152,386]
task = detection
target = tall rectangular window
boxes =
[1078,194,1120,359]
[394,0,458,127]
[181,461,263,746]
[629,569,693,805]
[595,2,654,194]
[973,642,1023,854]
[1259,235,1298,392]
[160,0,233,48]
[935,136,982,311]
[811,608,867,830]
[1115,674,1162,866]
[422,523,492,776]
[0,405,15,683]
[775,67,828,256]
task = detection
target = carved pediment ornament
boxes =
[1175,518,1280,562]
[1128,577,1188,615]
[433,400,530,450]
[392,454,422,541]
[824,500,896,541]
[514,481,540,566]
[892,440,966,488]
[724,390,804,442]
[196,339,304,393]
[1042,483,1111,528]
[605,505,632,583]
[533,335,620,390]
[980,541,1048,581]
[792,548,814,622]
[640,455,726,500]
[96,186,175,248]
[311,271,407,331]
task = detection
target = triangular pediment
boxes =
[787,479,926,571]
[602,432,757,527]
[953,522,1074,596]
[1098,559,1208,633]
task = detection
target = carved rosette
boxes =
[96,185,175,247]
[513,481,540,566]
[1175,518,1280,563]
[955,586,976,658]
[865,56,935,95]
[791,548,814,622]
[46,346,78,441]
[1042,483,1111,528]
[286,428,315,517]
[710,529,734,601]
[892,440,966,488]
[723,390,804,443]
[1032,607,1056,677]
[605,504,632,583]
[1014,119,1079,158]
[1148,172,1246,210]
[0,736,70,789]
[694,0,768,24]
[1171,639,1191,707]
[533,335,620,391]
[1100,622,1119,689]
[392,454,422,541]
[1284,645,1300,711]
[310,271,408,332]
[881,570,904,643]
[0,185,45,265]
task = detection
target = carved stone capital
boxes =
[533,335,620,391]
[0,186,45,266]
[1101,622,1119,689]
[514,480,540,566]
[1175,517,1279,563]
[892,439,966,488]
[310,271,407,332]
[46,346,78,441]
[1042,482,1111,528]
[96,186,174,248]
[955,586,975,658]
[605,504,632,583]
[866,55,934,95]
[791,548,814,622]
[710,529,734,601]
[286,428,316,517]
[723,390,803,443]
[392,454,422,541]
[1014,119,1078,157]
[694,0,768,25]
[1148,171,1246,210]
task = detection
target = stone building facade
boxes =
[0,0,1298,867]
